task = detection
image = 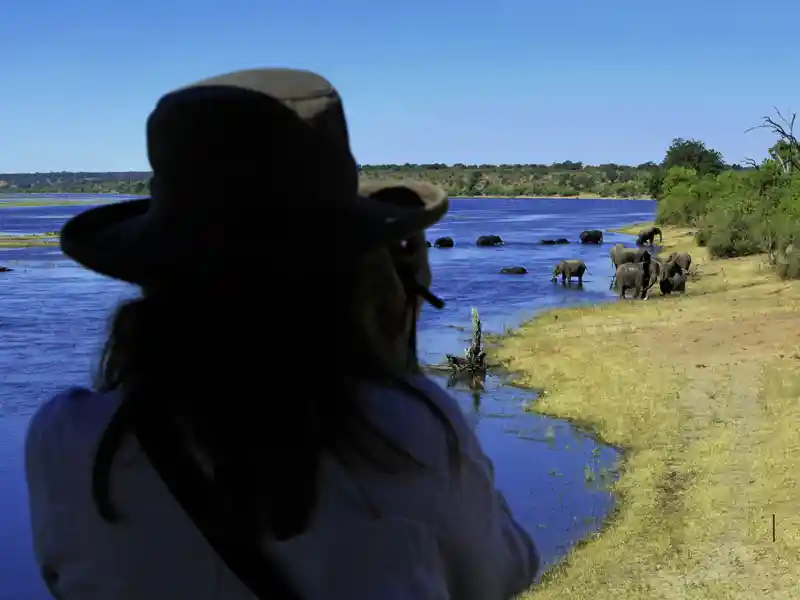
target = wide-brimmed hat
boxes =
[60,68,449,287]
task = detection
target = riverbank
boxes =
[0,198,117,208]
[0,233,58,248]
[495,224,800,599]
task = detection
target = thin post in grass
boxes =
[772,513,776,542]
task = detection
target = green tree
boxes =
[662,138,726,176]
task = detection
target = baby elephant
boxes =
[552,259,589,284]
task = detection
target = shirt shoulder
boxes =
[25,387,121,477]
[356,374,479,470]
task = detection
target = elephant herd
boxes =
[426,224,692,301]
[427,229,608,249]
[427,235,504,248]
[611,245,692,299]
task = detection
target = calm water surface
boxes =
[0,195,655,599]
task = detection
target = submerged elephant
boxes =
[579,229,604,244]
[552,259,589,284]
[660,272,687,295]
[540,238,570,245]
[434,236,454,248]
[500,266,527,274]
[614,261,659,299]
[476,235,504,247]
[0,266,12,272]
[665,251,692,272]
[636,226,663,246]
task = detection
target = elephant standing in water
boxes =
[614,261,659,299]
[579,229,604,244]
[552,259,589,284]
[636,226,663,246]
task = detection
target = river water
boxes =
[0,195,655,599]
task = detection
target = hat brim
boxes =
[59,181,448,286]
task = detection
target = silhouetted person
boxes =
[25,68,539,600]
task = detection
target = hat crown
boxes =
[145,68,358,207]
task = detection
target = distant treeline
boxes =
[0,146,749,198]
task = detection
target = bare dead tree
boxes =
[445,307,488,390]
[742,157,760,171]
[745,107,800,173]
[743,108,800,262]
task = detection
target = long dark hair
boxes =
[91,259,457,541]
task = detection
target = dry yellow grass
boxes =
[0,234,58,248]
[495,224,800,599]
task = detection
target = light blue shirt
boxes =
[25,374,539,599]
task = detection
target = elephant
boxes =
[610,243,650,268]
[500,266,527,274]
[434,236,454,248]
[670,273,686,292]
[661,259,684,279]
[0,266,12,272]
[659,272,686,295]
[609,244,651,288]
[636,226,663,246]
[614,262,659,299]
[540,238,570,245]
[665,251,692,272]
[426,241,432,247]
[476,235,504,247]
[552,259,589,284]
[579,229,604,244]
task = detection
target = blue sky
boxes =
[1,0,797,172]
